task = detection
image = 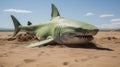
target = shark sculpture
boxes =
[11,4,99,48]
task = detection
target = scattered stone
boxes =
[107,37,111,40]
[105,37,118,40]
[111,56,117,58]
[24,59,35,63]
[63,62,68,65]
[74,59,79,62]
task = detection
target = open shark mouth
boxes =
[75,35,93,41]
[55,35,94,44]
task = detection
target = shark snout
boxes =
[88,29,99,35]
[82,25,99,36]
[75,28,99,36]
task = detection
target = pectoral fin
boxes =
[26,37,54,48]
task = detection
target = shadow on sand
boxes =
[64,42,113,51]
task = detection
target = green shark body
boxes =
[11,4,98,48]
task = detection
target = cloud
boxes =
[3,9,32,13]
[85,12,94,16]
[111,18,120,22]
[96,18,120,30]
[96,22,120,30]
[100,14,114,18]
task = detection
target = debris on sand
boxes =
[63,62,69,65]
[106,37,118,40]
[24,59,36,63]
[16,33,33,41]
[8,32,37,42]
[103,36,118,40]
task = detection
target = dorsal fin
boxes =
[51,4,60,18]
[27,21,32,25]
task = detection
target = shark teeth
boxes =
[75,35,93,40]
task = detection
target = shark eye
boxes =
[68,33,76,36]
[75,28,83,32]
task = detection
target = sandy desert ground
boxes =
[0,31,120,67]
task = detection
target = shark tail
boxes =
[11,15,21,37]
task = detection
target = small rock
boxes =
[106,37,118,40]
[74,59,79,62]
[24,59,35,63]
[63,62,68,65]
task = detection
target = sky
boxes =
[0,0,120,30]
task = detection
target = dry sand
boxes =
[0,31,120,67]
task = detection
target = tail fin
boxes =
[11,15,21,37]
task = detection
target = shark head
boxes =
[51,4,99,44]
[53,17,98,44]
